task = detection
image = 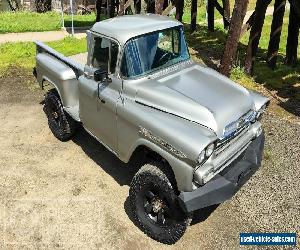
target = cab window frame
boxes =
[119,25,190,80]
[88,32,122,77]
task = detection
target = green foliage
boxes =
[185,11,300,110]
[239,14,300,99]
[0,37,87,73]
[181,0,273,24]
[0,11,97,33]
[240,15,293,55]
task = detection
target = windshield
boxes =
[121,26,190,78]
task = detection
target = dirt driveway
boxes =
[0,68,299,250]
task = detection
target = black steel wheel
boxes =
[129,163,189,244]
[44,89,78,141]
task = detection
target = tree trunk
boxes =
[119,0,125,15]
[134,0,141,13]
[155,0,164,14]
[214,0,230,28]
[244,0,272,75]
[219,0,249,76]
[267,0,286,69]
[175,0,184,22]
[288,0,300,17]
[147,0,155,13]
[96,0,102,21]
[190,0,198,32]
[222,0,230,29]
[240,10,256,36]
[207,0,214,31]
[285,7,300,66]
[110,0,116,17]
[163,0,168,9]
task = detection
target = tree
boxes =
[155,0,164,14]
[110,0,116,17]
[222,0,230,29]
[288,0,300,16]
[175,0,184,22]
[285,7,300,66]
[147,0,155,13]
[267,0,286,69]
[190,0,198,32]
[240,11,256,36]
[244,0,272,75]
[163,0,169,9]
[119,0,125,15]
[207,0,214,31]
[134,0,142,13]
[213,0,230,29]
[96,0,102,21]
[219,0,249,76]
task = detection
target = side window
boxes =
[91,36,119,74]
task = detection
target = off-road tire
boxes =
[129,162,189,244]
[44,90,78,141]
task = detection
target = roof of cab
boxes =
[90,14,182,45]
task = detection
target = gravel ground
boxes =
[0,68,299,249]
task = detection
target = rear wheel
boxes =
[44,90,78,141]
[129,163,189,244]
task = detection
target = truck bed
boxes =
[35,41,86,122]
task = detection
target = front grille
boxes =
[222,110,256,140]
[216,124,250,156]
[213,127,254,172]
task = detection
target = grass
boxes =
[0,36,87,73]
[181,0,274,24]
[0,6,298,117]
[239,15,300,94]
[0,11,100,33]
[0,0,274,34]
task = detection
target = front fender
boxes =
[129,138,196,192]
[117,100,218,192]
[248,89,270,111]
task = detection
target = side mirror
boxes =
[94,68,108,82]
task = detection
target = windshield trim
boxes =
[120,25,190,80]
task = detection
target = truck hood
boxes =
[135,65,254,138]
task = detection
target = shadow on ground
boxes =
[72,128,136,186]
[72,128,217,231]
[184,24,300,117]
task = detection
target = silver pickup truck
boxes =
[34,14,269,244]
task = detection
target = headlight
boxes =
[205,143,215,157]
[198,150,205,163]
[197,142,215,164]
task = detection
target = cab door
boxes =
[78,33,122,153]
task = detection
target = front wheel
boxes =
[129,163,189,244]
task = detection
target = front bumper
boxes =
[178,132,265,213]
